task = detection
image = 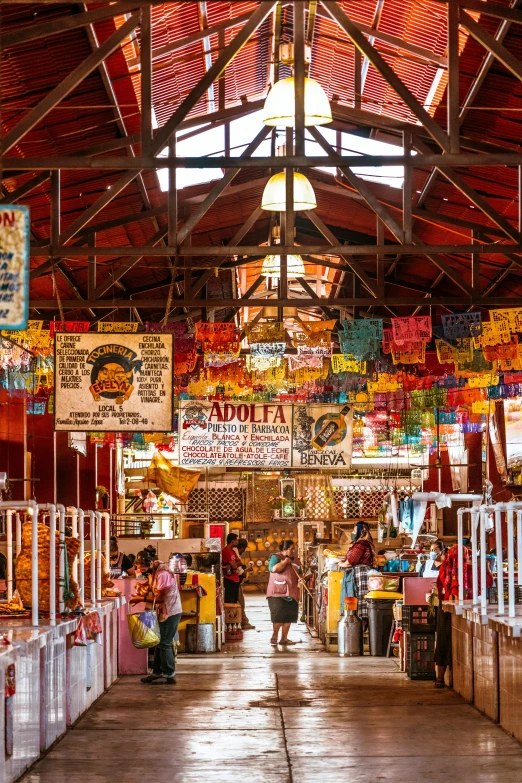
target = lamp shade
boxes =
[261,254,306,278]
[262,76,332,127]
[261,172,317,211]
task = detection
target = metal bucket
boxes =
[186,623,215,653]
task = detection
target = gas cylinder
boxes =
[337,609,363,657]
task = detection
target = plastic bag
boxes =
[127,610,160,649]
[74,618,88,647]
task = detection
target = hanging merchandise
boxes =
[339,318,383,360]
[391,342,426,365]
[331,354,367,375]
[483,337,519,362]
[195,322,237,352]
[436,338,473,366]
[475,321,511,348]
[391,315,432,345]
[244,321,285,344]
[298,318,337,335]
[146,322,189,335]
[287,353,324,371]
[441,312,482,340]
[97,322,139,333]
[491,307,522,333]
[49,321,90,337]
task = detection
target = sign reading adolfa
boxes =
[292,404,353,468]
[54,333,173,432]
[179,401,292,468]
[178,401,353,468]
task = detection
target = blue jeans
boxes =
[152,613,181,678]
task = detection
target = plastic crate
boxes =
[407,632,436,680]
[402,604,436,633]
[488,585,522,605]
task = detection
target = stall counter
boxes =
[113,578,148,675]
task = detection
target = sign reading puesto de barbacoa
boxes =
[54,333,173,432]
[178,401,353,468]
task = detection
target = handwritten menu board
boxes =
[54,333,173,432]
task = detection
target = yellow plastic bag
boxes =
[127,610,160,649]
[364,590,403,600]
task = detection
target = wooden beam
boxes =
[27,294,522,309]
[126,9,255,66]
[176,126,270,244]
[309,127,405,242]
[1,14,140,154]
[460,9,522,83]
[2,2,142,47]
[320,0,449,151]
[414,138,521,242]
[30,242,522,258]
[447,0,460,154]
[153,2,277,152]
[0,171,49,204]
[52,5,274,245]
[140,5,153,156]
[304,211,378,295]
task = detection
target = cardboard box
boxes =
[224,603,242,624]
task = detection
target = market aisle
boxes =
[21,595,522,783]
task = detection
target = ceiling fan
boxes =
[410,407,476,471]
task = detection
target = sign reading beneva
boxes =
[292,404,353,467]
[55,333,173,432]
[179,401,293,467]
[0,206,29,330]
[178,401,353,468]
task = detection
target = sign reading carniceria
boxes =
[54,333,173,432]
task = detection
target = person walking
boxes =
[267,539,301,646]
[221,532,242,604]
[130,550,182,686]
[236,538,255,630]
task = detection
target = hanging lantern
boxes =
[261,254,306,278]
[261,172,316,211]
[262,76,332,127]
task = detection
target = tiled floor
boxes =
[20,595,522,782]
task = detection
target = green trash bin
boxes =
[367,598,394,656]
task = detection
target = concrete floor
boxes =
[21,595,522,782]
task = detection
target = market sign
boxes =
[292,403,353,468]
[179,401,293,468]
[0,206,29,330]
[178,401,353,468]
[54,333,173,432]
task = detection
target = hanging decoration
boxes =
[244,321,285,344]
[441,312,482,340]
[391,315,432,345]
[97,322,139,333]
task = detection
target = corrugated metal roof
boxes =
[3,0,522,313]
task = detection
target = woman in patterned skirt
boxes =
[339,522,375,625]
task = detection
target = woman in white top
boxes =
[419,540,445,578]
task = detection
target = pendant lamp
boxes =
[261,171,316,211]
[261,254,306,279]
[262,76,332,127]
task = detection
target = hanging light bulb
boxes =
[262,76,332,127]
[261,254,306,279]
[261,171,316,211]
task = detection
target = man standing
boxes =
[221,533,242,604]
[236,538,255,630]
[130,550,182,685]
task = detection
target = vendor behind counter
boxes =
[110,536,135,579]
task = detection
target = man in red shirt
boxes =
[222,533,242,604]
